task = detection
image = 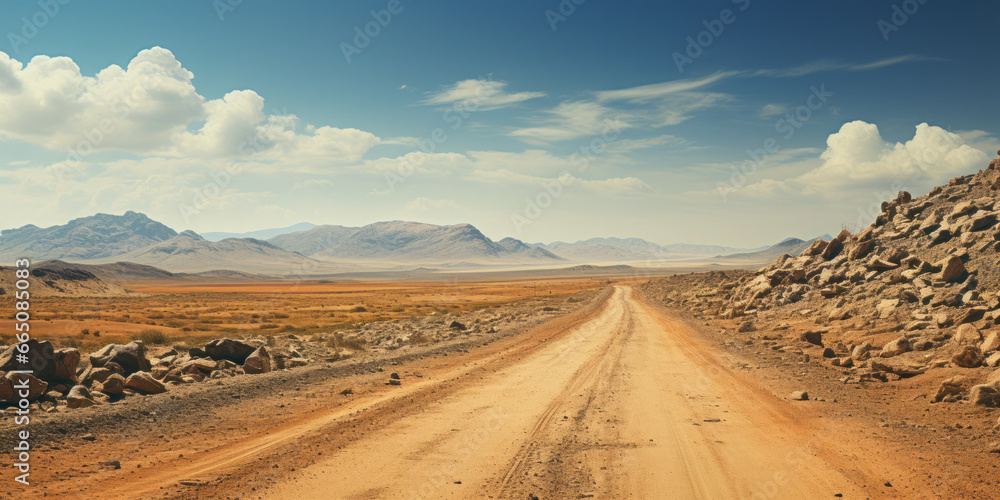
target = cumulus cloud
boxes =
[734,121,990,199]
[422,78,545,110]
[0,47,381,166]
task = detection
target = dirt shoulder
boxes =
[637,277,1000,499]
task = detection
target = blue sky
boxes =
[0,0,996,247]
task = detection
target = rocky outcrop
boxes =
[89,341,152,375]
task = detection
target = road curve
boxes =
[262,287,878,499]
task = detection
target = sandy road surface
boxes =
[258,287,886,499]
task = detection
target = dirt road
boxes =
[257,287,888,499]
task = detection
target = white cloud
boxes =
[755,54,940,78]
[0,47,382,167]
[757,104,789,118]
[405,197,462,211]
[466,168,651,196]
[732,121,990,200]
[594,72,739,102]
[606,134,698,154]
[508,101,630,143]
[422,78,545,111]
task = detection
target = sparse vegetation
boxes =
[132,329,168,345]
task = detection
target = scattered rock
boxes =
[879,337,912,358]
[66,385,95,408]
[89,342,151,376]
[124,372,167,395]
[242,347,272,375]
[201,339,257,364]
[968,383,1000,407]
[952,346,984,368]
[937,256,967,282]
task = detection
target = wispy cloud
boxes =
[508,101,629,143]
[405,197,462,211]
[605,134,700,154]
[421,78,545,111]
[466,168,652,196]
[594,71,739,102]
[755,54,941,77]
[757,103,790,118]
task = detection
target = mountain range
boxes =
[0,212,805,273]
[266,221,559,263]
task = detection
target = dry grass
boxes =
[1,278,611,353]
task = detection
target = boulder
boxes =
[876,299,899,319]
[985,352,1000,368]
[89,341,151,375]
[934,376,969,402]
[98,374,126,395]
[181,358,217,375]
[448,321,467,331]
[981,332,1000,353]
[0,372,12,401]
[867,258,899,271]
[934,312,953,328]
[952,346,984,368]
[848,240,876,260]
[956,307,988,325]
[789,391,809,401]
[66,385,95,409]
[124,372,167,394]
[802,239,827,256]
[242,347,272,375]
[821,239,843,260]
[0,341,80,383]
[954,324,983,345]
[800,330,824,347]
[81,367,115,386]
[202,339,257,364]
[4,372,47,401]
[879,336,911,358]
[852,343,872,360]
[969,384,1000,407]
[937,256,967,282]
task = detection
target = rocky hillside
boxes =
[0,262,132,297]
[267,224,360,255]
[534,237,671,262]
[0,211,176,261]
[301,221,561,264]
[106,231,320,274]
[642,154,1000,409]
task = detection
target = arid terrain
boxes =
[5,162,1000,498]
